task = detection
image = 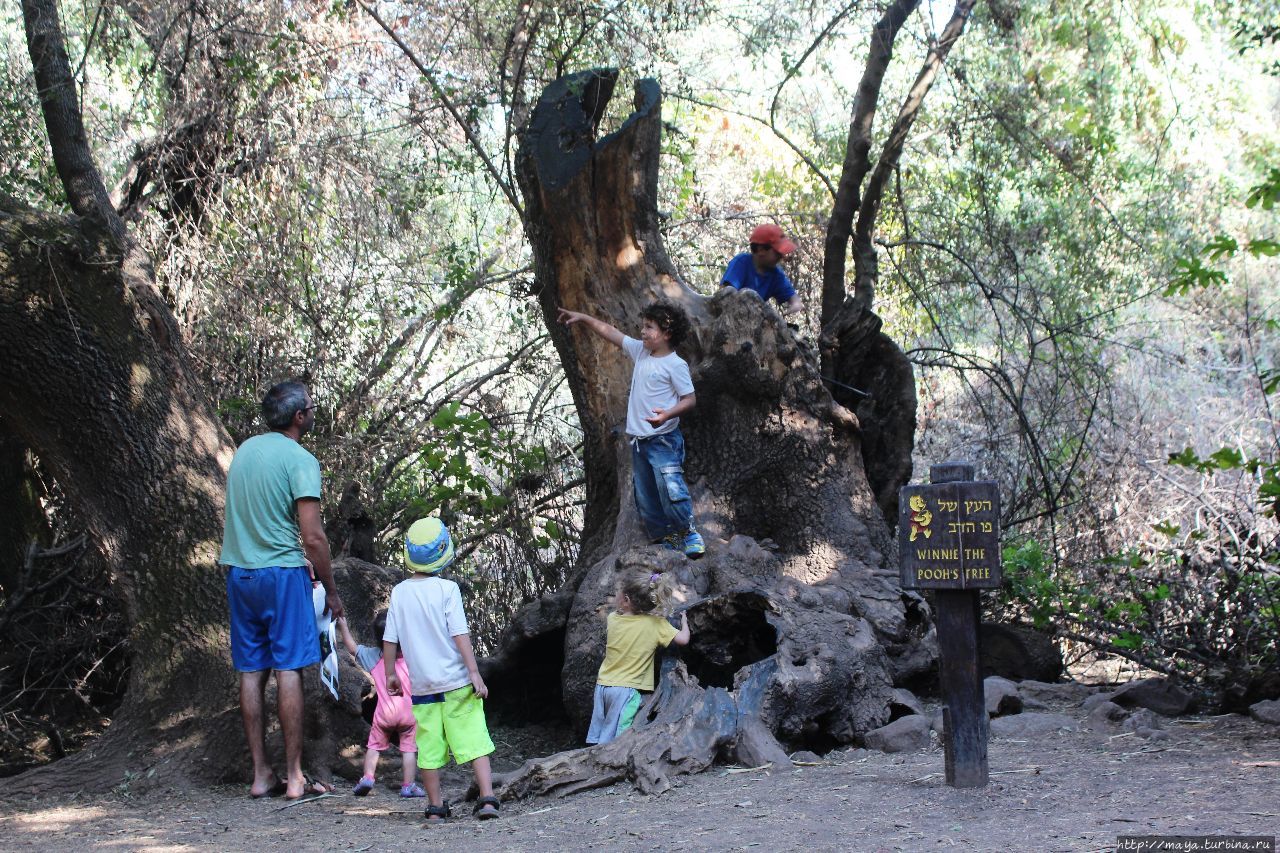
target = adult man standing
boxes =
[220,380,344,799]
[720,223,805,315]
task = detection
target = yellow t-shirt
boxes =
[596,612,679,691]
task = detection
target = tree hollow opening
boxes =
[0,538,130,777]
[485,626,569,726]
[680,591,777,690]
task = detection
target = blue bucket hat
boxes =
[404,517,455,573]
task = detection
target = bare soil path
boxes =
[1,703,1277,852]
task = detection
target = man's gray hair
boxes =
[261,381,309,429]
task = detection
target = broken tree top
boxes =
[898,481,1001,589]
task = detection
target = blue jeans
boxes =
[631,429,694,540]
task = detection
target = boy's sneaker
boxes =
[660,532,682,552]
[353,776,375,796]
[400,782,426,798]
[682,528,705,559]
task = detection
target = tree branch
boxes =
[765,1,862,198]
[851,0,977,309]
[21,0,125,245]
[355,0,524,217]
[820,0,920,328]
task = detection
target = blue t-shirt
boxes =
[721,253,797,305]
[219,432,322,569]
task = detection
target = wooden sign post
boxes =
[898,462,1001,788]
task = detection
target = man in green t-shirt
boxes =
[220,380,345,800]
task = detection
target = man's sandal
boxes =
[474,796,500,820]
[424,801,452,823]
[283,777,334,802]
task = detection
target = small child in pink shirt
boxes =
[337,611,424,797]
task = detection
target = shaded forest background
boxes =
[1,0,1277,774]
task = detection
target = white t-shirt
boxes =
[383,575,471,695]
[622,336,694,438]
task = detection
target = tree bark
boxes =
[0,199,241,791]
[486,70,934,798]
[849,0,979,312]
[820,0,921,326]
[22,0,124,243]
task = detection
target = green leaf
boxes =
[1165,256,1228,296]
[1261,368,1280,396]
[1207,447,1246,470]
[1246,238,1280,257]
[1204,234,1238,260]
[431,402,461,429]
[1246,167,1280,210]
[1151,521,1181,538]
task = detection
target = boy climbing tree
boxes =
[557,301,705,559]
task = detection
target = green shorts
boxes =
[411,685,494,770]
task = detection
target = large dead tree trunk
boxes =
[484,70,934,798]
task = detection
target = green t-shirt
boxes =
[219,432,322,569]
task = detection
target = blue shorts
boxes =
[226,565,320,672]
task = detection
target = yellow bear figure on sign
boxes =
[908,494,933,542]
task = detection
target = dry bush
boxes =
[0,539,128,776]
[919,279,1280,702]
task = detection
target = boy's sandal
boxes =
[473,795,501,820]
[424,800,452,822]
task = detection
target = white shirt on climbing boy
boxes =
[622,335,693,439]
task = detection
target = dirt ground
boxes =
[1,695,1277,853]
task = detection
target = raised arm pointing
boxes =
[557,307,624,348]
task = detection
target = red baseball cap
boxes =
[749,223,797,256]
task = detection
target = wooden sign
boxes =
[900,462,998,788]
[899,480,1001,590]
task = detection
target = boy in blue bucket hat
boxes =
[382,517,500,821]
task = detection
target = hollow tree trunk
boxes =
[0,424,49,593]
[484,71,933,798]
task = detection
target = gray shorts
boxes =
[586,684,643,745]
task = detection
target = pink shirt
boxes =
[358,645,415,730]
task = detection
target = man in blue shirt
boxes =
[221,380,344,800]
[720,223,804,315]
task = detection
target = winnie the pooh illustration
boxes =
[908,494,933,542]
